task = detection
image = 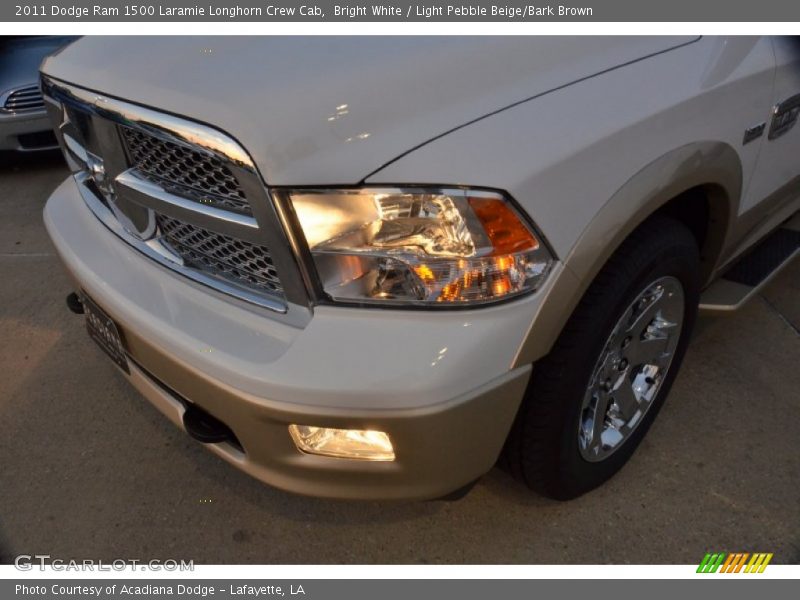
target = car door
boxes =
[741,37,800,215]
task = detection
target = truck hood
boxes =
[42,36,695,185]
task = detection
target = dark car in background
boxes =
[1,36,78,153]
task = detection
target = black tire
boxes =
[503,215,701,500]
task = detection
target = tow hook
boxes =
[66,292,84,314]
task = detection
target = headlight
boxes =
[283,187,553,306]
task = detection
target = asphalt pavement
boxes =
[1,152,798,564]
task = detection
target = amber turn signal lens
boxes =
[468,197,539,255]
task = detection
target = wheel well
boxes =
[513,171,738,368]
[652,184,731,283]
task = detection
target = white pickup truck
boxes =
[40,36,800,500]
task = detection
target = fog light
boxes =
[288,425,395,461]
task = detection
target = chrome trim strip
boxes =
[75,173,288,314]
[62,132,89,167]
[41,77,255,170]
[768,93,800,141]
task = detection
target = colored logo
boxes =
[697,552,773,573]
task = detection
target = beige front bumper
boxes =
[119,320,530,500]
[45,176,534,500]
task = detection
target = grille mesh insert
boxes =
[157,214,284,297]
[121,127,252,215]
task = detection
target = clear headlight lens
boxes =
[285,188,552,305]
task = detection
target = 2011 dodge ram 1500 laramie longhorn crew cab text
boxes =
[40,37,800,500]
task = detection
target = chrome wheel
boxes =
[578,276,684,462]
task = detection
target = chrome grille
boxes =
[121,127,252,215]
[157,214,284,296]
[3,84,45,113]
[43,76,299,313]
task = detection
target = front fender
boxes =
[513,141,742,366]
